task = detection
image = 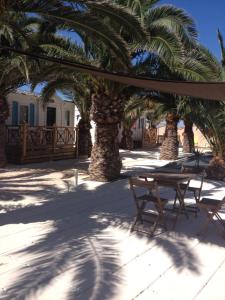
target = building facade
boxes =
[5,91,77,164]
[6,91,75,127]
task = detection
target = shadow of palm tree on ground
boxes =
[1,159,225,299]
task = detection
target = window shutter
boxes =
[29,103,35,126]
[12,101,18,125]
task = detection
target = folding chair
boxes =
[129,177,168,235]
[197,196,225,238]
[173,166,206,216]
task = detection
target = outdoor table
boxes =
[139,172,197,225]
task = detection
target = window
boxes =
[65,110,70,126]
[12,101,19,125]
[19,105,28,124]
[29,103,35,126]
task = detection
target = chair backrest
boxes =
[129,177,163,212]
[181,166,206,200]
[221,196,225,205]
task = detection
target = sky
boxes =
[160,0,225,60]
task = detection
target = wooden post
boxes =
[22,123,27,160]
[65,127,68,144]
[75,127,79,158]
[53,123,57,153]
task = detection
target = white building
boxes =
[6,91,75,127]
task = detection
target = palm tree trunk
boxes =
[77,118,92,157]
[183,116,195,153]
[120,125,133,150]
[160,112,179,160]
[88,89,123,181]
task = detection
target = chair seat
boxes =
[197,196,225,238]
[137,194,168,203]
[180,183,200,192]
[129,177,170,235]
[199,198,223,208]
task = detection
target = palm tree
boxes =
[154,100,180,160]
[218,29,225,71]
[157,42,220,160]
[120,95,157,150]
[0,55,31,166]
[192,31,225,179]
[88,0,207,180]
[1,0,145,66]
[0,1,146,170]
[182,115,195,153]
[115,1,212,161]
[33,67,94,157]
[0,12,38,166]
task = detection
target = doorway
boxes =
[46,107,56,126]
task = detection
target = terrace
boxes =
[0,150,225,300]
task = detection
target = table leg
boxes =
[174,184,189,221]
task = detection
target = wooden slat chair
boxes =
[173,166,206,216]
[197,196,225,238]
[129,177,168,235]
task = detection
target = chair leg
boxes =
[160,213,168,231]
[173,191,178,209]
[213,212,225,239]
[198,209,215,235]
[215,212,225,228]
[194,191,200,215]
[150,215,160,236]
[131,201,146,232]
[131,216,139,232]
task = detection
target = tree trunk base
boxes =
[183,132,194,153]
[78,119,92,157]
[120,128,133,150]
[182,118,194,153]
[88,124,122,181]
[160,136,178,160]
[206,156,225,180]
[159,113,179,160]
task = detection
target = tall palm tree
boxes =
[192,31,225,179]
[153,98,180,160]
[33,66,94,157]
[88,0,205,180]
[182,116,195,153]
[120,95,158,150]
[218,29,225,69]
[0,12,38,166]
[1,1,146,170]
[114,1,215,161]
[157,42,220,160]
[0,55,31,166]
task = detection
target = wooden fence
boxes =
[6,124,78,163]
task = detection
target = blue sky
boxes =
[160,0,225,59]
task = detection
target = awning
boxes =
[4,47,225,101]
[73,65,225,101]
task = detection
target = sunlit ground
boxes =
[0,150,225,300]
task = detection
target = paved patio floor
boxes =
[0,150,225,300]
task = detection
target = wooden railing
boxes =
[6,124,78,162]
